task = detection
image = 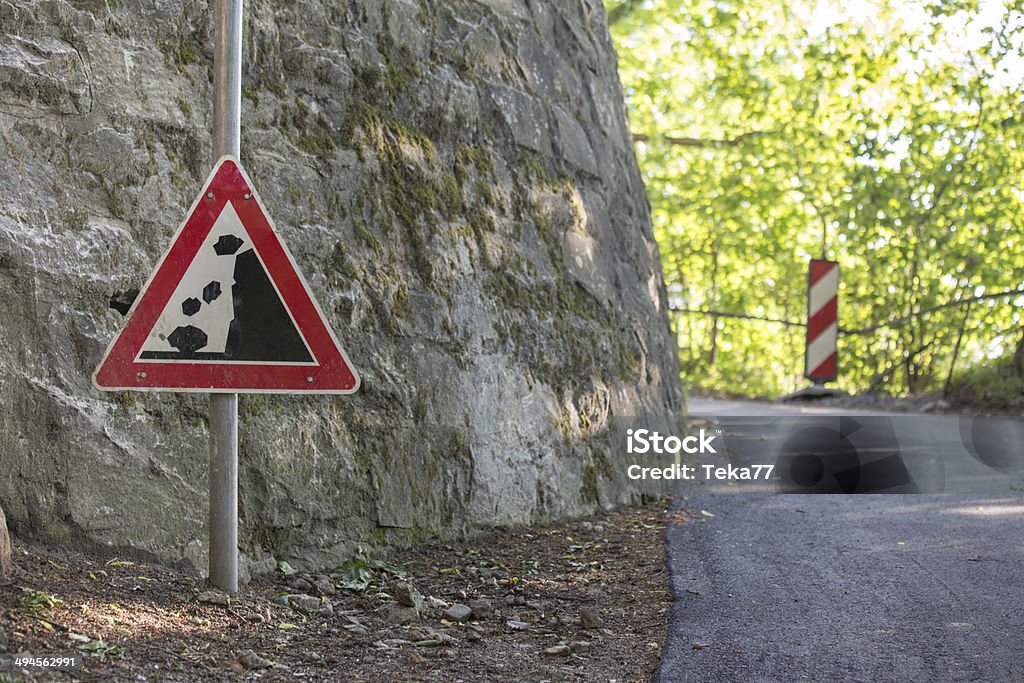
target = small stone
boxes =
[579,607,603,629]
[386,605,421,625]
[569,640,591,652]
[290,577,314,593]
[235,649,272,670]
[593,524,605,534]
[443,603,473,623]
[466,630,482,642]
[503,595,516,606]
[285,594,322,613]
[544,645,571,656]
[505,620,531,631]
[425,596,449,610]
[197,591,229,606]
[468,598,492,619]
[580,521,593,531]
[394,582,424,611]
[313,576,336,596]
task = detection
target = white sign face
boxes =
[93,156,360,393]
[141,202,242,357]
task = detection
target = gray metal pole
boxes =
[209,0,243,593]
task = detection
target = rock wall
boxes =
[0,0,682,575]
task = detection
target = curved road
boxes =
[657,399,1024,682]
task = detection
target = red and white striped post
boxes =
[805,259,839,383]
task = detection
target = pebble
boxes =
[443,603,473,623]
[284,593,322,613]
[468,598,492,619]
[236,650,272,670]
[386,605,421,625]
[290,577,314,593]
[393,581,424,611]
[544,644,571,656]
[579,607,603,629]
[313,575,336,596]
[196,591,229,606]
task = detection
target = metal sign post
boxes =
[210,0,243,593]
[93,0,359,594]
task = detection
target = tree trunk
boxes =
[1014,327,1024,378]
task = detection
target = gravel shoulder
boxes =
[0,502,673,682]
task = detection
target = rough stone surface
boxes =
[579,606,603,629]
[393,581,424,611]
[283,593,323,613]
[0,0,682,573]
[444,603,474,623]
[386,604,420,625]
[468,597,493,619]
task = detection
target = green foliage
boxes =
[948,349,1024,407]
[80,640,126,662]
[331,547,403,591]
[608,0,1024,397]
[19,590,63,612]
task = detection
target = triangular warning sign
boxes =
[93,156,359,394]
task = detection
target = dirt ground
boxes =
[0,501,676,682]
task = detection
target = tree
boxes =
[607,0,1024,397]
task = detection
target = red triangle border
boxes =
[93,156,359,394]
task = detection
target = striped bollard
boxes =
[805,259,839,383]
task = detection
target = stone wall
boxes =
[0,0,682,576]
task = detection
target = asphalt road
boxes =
[656,400,1024,682]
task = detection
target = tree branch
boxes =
[842,288,1024,336]
[631,130,772,148]
[669,307,804,328]
[670,287,1024,337]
